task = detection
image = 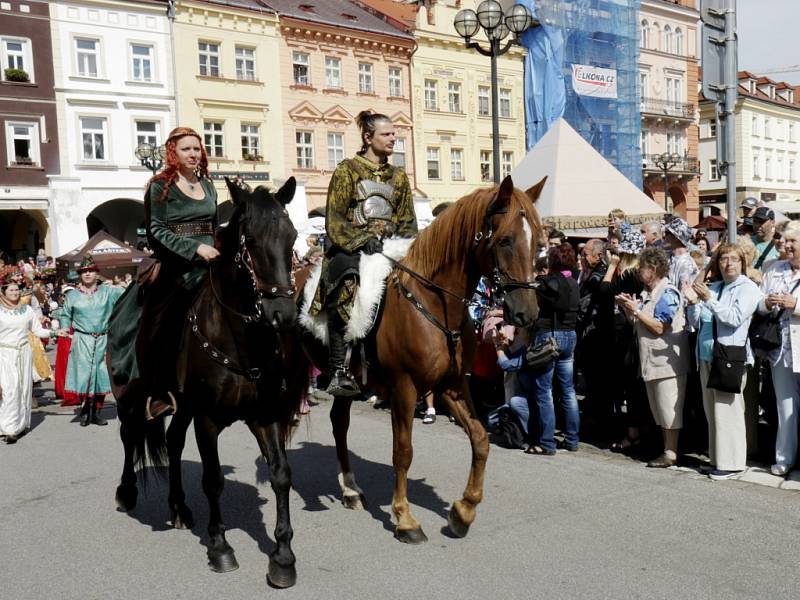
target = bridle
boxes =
[209,204,296,324]
[188,199,296,382]
[388,194,539,371]
[474,197,540,296]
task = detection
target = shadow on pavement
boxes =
[122,461,278,561]
[286,441,450,534]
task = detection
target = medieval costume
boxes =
[61,258,124,424]
[109,175,217,419]
[0,300,52,442]
[311,154,417,395]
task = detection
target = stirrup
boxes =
[326,371,360,398]
[145,392,177,421]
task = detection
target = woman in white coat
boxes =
[0,281,52,444]
[758,221,800,476]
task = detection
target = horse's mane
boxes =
[404,185,540,279]
[217,186,279,257]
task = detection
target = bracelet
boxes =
[633,309,640,318]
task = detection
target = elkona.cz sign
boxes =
[571,64,618,99]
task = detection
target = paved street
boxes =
[3,389,800,600]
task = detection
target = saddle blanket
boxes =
[298,237,414,345]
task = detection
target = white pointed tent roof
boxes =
[511,118,664,237]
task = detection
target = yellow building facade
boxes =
[172,0,285,201]
[410,1,527,207]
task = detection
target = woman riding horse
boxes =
[138,126,220,419]
[310,110,417,397]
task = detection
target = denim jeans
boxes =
[529,330,580,451]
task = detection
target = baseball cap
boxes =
[752,207,775,222]
[742,197,758,210]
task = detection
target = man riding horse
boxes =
[310,110,417,397]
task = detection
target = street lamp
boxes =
[454,1,538,183]
[654,152,681,212]
[135,142,166,175]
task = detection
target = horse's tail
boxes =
[117,380,168,489]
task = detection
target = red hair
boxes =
[150,127,210,202]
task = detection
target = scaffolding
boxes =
[521,0,642,187]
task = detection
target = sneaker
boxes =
[770,464,789,477]
[708,469,740,481]
[422,412,436,424]
[646,453,676,468]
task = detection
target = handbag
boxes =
[525,336,560,369]
[706,284,747,394]
[525,307,560,369]
[749,279,800,353]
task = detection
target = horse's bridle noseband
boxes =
[474,199,539,296]
[209,207,296,325]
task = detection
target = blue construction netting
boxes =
[519,0,642,188]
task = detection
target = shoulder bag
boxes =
[525,292,561,369]
[706,284,747,394]
[749,279,800,354]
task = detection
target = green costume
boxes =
[311,154,417,322]
[108,177,217,394]
[62,285,124,401]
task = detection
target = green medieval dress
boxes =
[108,178,217,389]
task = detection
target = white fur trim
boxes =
[298,237,414,344]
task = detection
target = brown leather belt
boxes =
[168,222,214,237]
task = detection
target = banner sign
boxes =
[543,213,663,232]
[210,171,270,181]
[571,64,618,99]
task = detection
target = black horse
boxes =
[113,177,304,588]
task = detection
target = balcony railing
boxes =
[640,97,695,119]
[642,153,699,174]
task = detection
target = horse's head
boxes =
[224,177,298,331]
[477,175,547,328]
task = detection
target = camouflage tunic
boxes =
[311,154,417,321]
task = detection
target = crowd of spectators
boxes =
[461,199,800,482]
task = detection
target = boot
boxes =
[79,401,91,427]
[91,403,108,426]
[325,314,360,398]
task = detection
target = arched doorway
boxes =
[0,209,48,262]
[669,186,687,218]
[86,199,145,246]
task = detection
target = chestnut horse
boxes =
[303,174,545,543]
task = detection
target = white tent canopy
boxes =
[511,118,664,237]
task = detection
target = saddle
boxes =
[298,237,414,345]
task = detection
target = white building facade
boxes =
[699,72,800,213]
[48,0,175,254]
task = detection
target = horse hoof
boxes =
[267,559,297,589]
[170,507,194,530]
[447,506,471,538]
[342,493,367,510]
[115,485,137,512]
[394,527,428,544]
[208,550,239,573]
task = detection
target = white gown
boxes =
[0,305,50,436]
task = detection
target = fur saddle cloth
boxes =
[298,237,414,345]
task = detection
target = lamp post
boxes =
[654,152,681,213]
[135,142,166,175]
[454,1,538,183]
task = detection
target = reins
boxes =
[187,201,295,381]
[385,197,539,372]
